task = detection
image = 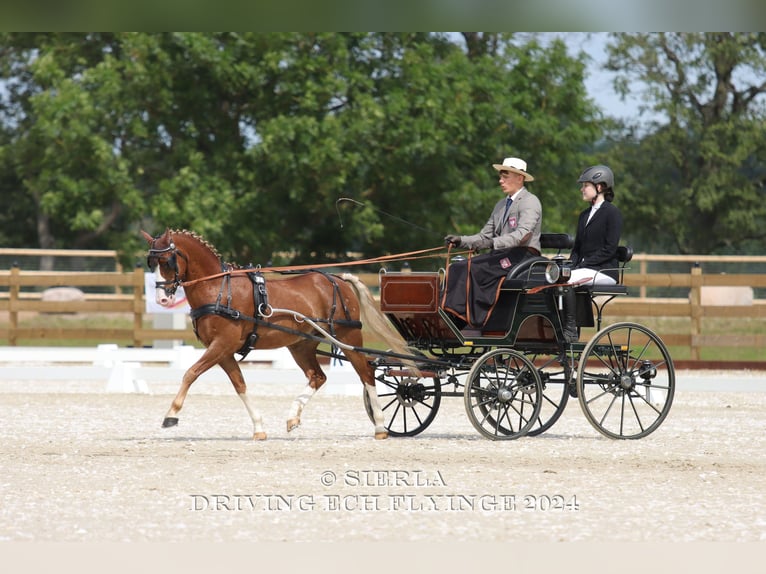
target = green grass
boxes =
[595,315,765,361]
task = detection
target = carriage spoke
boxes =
[627,393,646,434]
[578,322,675,439]
[496,404,515,435]
[525,351,571,436]
[630,382,665,415]
[464,349,542,440]
[366,361,442,437]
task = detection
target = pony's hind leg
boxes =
[364,382,389,440]
[343,349,389,440]
[219,355,267,440]
[286,341,327,433]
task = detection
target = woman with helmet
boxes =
[562,164,623,342]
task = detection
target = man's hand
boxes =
[474,237,493,250]
[444,234,462,247]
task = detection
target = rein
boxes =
[179,245,464,288]
[147,232,471,360]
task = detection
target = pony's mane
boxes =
[171,229,225,262]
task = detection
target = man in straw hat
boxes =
[442,156,542,331]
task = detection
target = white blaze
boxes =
[152,266,175,307]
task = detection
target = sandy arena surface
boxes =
[1,370,765,549]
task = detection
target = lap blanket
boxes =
[442,247,533,328]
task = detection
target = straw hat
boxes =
[492,157,534,182]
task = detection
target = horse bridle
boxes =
[147,240,188,296]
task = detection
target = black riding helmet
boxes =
[577,165,614,190]
[578,165,615,202]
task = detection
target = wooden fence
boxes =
[0,253,764,366]
[0,266,155,347]
[613,254,766,361]
[0,247,122,272]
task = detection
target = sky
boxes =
[543,32,649,121]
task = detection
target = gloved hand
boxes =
[473,237,493,250]
[444,234,462,247]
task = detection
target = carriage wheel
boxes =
[463,349,542,440]
[577,322,675,439]
[363,355,442,437]
[524,352,571,436]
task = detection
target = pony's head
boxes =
[142,229,188,307]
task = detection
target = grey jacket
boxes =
[460,187,542,253]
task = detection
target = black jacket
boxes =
[569,200,623,282]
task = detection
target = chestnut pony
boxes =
[143,228,407,440]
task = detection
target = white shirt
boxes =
[586,201,603,225]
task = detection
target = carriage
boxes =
[363,233,675,440]
[144,229,674,441]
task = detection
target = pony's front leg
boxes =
[162,348,223,429]
[238,394,267,440]
[219,355,267,440]
[162,366,198,428]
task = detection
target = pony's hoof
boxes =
[162,417,179,428]
[375,431,389,440]
[286,418,300,432]
[253,432,267,441]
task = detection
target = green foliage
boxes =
[0,32,601,268]
[604,32,766,255]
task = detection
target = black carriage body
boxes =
[365,235,675,441]
[380,262,593,353]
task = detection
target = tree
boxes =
[0,33,602,268]
[1,34,145,262]
[605,33,766,254]
[246,33,600,265]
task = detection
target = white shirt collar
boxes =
[586,200,604,223]
[590,198,606,213]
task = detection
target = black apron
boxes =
[442,247,534,328]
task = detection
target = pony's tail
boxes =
[341,273,412,360]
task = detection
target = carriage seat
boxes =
[584,245,633,295]
[540,232,575,252]
[500,239,632,295]
[579,245,633,330]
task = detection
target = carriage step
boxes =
[460,328,483,337]
[385,369,438,378]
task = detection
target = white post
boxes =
[153,313,187,348]
[106,361,148,393]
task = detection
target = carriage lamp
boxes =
[640,360,658,380]
[545,256,572,284]
[544,261,560,283]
